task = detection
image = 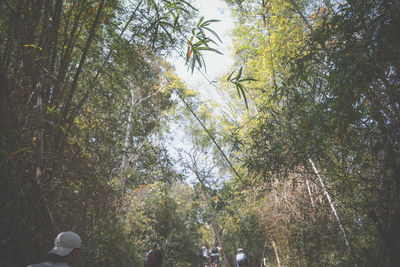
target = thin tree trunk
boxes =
[309,158,356,266]
[120,87,161,170]
[121,89,135,174]
[305,178,314,207]
[176,91,242,181]
[36,82,44,183]
[272,240,281,267]
[53,3,82,106]
[49,0,63,76]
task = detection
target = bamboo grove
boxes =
[0,0,213,265]
[217,0,400,266]
[1,0,400,266]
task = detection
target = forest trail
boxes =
[1,0,399,266]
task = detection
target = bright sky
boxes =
[166,0,236,184]
[172,0,235,100]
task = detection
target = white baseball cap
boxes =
[48,231,81,256]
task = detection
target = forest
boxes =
[1,0,399,266]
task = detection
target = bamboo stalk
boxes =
[309,158,357,267]
[272,240,281,267]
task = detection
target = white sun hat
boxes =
[48,231,81,256]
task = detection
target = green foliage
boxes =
[219,0,400,265]
[0,0,219,266]
[186,17,223,73]
[126,182,203,267]
[3,0,399,266]
[226,66,258,109]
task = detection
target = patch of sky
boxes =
[164,0,237,186]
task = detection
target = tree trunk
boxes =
[309,158,356,266]
[272,240,281,267]
[177,91,242,181]
[121,89,135,174]
[305,178,314,207]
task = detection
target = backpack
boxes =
[210,247,219,263]
[144,250,152,267]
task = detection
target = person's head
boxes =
[152,242,158,250]
[237,248,244,253]
[48,231,81,264]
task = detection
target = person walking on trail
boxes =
[235,248,249,267]
[27,231,82,267]
[201,245,210,267]
[144,242,163,267]
[209,245,223,267]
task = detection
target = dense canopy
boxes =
[1,0,399,266]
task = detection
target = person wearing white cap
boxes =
[235,248,248,267]
[27,231,82,267]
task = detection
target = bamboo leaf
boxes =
[23,44,42,51]
[227,70,235,81]
[238,77,258,82]
[197,16,205,27]
[235,83,241,98]
[196,47,223,55]
[201,19,221,26]
[178,0,198,12]
[203,27,222,43]
[236,66,243,80]
[186,36,194,63]
[187,49,193,63]
[240,86,248,109]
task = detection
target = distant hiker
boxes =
[144,242,163,267]
[262,256,267,267]
[235,248,248,267]
[201,244,210,267]
[209,245,223,267]
[27,231,82,267]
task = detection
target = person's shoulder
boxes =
[27,262,51,267]
[27,263,70,267]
